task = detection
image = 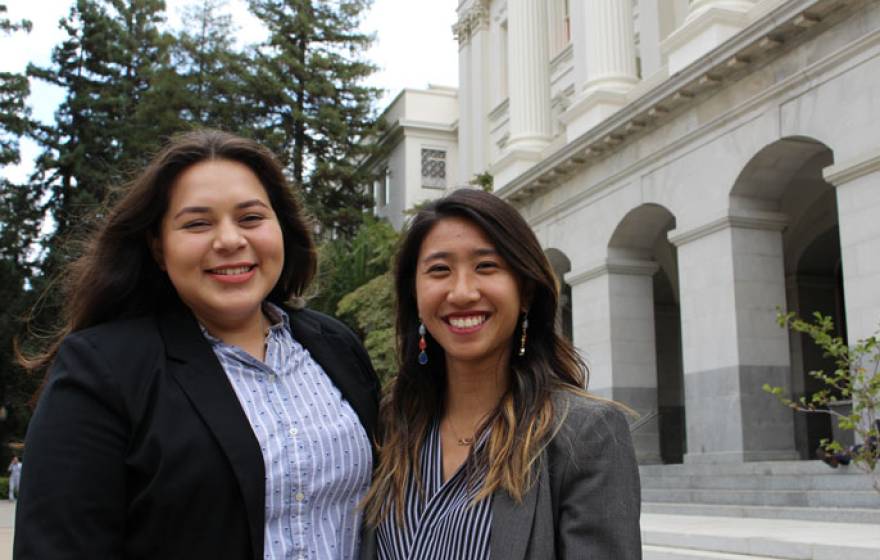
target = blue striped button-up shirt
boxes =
[377,421,492,560]
[202,304,372,560]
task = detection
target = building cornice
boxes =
[823,147,880,185]
[567,258,660,287]
[496,0,857,205]
[667,209,789,247]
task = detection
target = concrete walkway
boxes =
[1,504,878,559]
[0,500,12,560]
[642,512,880,559]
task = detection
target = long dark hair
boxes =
[22,129,316,371]
[364,188,588,525]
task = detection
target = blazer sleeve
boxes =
[552,399,642,559]
[14,333,129,559]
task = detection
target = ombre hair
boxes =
[21,129,315,372]
[364,188,589,525]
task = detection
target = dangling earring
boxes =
[418,322,428,365]
[518,312,529,357]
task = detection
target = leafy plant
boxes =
[764,311,880,492]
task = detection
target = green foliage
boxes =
[337,272,395,384]
[309,215,397,315]
[469,171,494,192]
[764,311,880,492]
[0,476,7,499]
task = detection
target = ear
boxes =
[148,234,166,271]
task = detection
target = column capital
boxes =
[566,258,660,286]
[667,209,788,247]
[453,1,490,44]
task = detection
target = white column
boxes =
[548,0,567,57]
[506,0,552,153]
[662,0,756,74]
[569,258,663,464]
[583,0,639,95]
[454,13,473,185]
[560,0,639,142]
[469,7,490,179]
[491,0,552,190]
[824,150,880,344]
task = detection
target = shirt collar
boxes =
[198,302,291,347]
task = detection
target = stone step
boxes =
[641,513,880,560]
[643,502,880,524]
[639,460,859,477]
[642,488,880,508]
[643,545,781,560]
[640,473,873,492]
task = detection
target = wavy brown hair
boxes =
[363,188,589,526]
[21,129,316,372]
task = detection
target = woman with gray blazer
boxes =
[361,189,641,559]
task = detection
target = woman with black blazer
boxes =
[361,189,641,559]
[14,130,380,560]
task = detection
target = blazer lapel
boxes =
[289,309,378,437]
[158,305,265,560]
[490,460,544,560]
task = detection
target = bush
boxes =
[764,311,879,493]
[337,272,396,385]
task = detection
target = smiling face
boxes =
[153,159,284,334]
[415,217,524,373]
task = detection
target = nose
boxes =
[447,270,480,306]
[212,219,246,252]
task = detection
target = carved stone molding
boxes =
[453,1,491,44]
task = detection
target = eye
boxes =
[181,220,210,230]
[240,213,267,226]
[426,264,450,275]
[476,260,499,272]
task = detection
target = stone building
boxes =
[371,0,880,469]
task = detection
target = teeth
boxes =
[212,266,251,275]
[449,315,486,328]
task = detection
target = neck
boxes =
[198,306,270,361]
[443,353,510,426]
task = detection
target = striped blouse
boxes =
[202,303,372,560]
[377,421,493,560]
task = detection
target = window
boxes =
[384,167,391,206]
[421,148,447,189]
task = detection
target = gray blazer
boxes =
[361,393,642,559]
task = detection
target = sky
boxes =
[0,0,459,181]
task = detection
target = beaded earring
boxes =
[418,322,428,365]
[518,312,529,357]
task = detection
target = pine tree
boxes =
[172,0,256,131]
[0,3,40,453]
[247,0,381,237]
[28,0,181,245]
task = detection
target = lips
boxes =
[444,312,490,333]
[206,263,257,284]
[208,265,255,275]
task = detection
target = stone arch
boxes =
[729,136,843,459]
[545,248,573,342]
[605,203,685,463]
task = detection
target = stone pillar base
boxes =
[661,4,752,74]
[490,147,544,190]
[560,88,630,142]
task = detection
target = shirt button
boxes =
[295,492,305,502]
[289,427,299,436]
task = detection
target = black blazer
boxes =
[14,303,380,560]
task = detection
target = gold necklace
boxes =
[445,417,475,447]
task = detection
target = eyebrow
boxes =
[172,199,271,220]
[421,247,499,263]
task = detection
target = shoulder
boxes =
[64,316,162,357]
[287,306,365,346]
[548,390,634,459]
[56,316,165,383]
